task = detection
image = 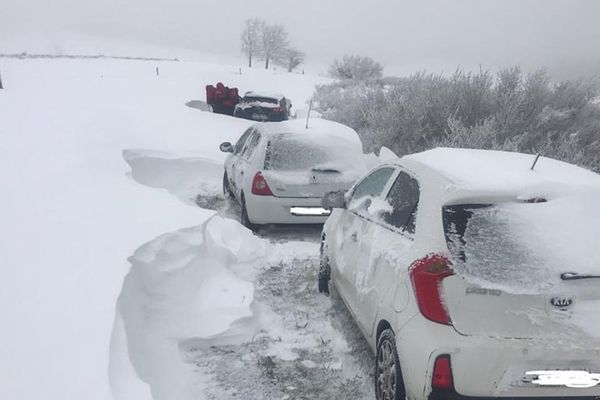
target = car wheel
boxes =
[223,171,233,198]
[240,195,258,232]
[375,329,405,400]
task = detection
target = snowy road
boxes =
[187,199,375,400]
[121,147,375,399]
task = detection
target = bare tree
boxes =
[329,55,383,80]
[280,48,305,72]
[241,19,265,68]
[261,24,289,69]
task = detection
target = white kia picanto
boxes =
[220,118,374,231]
[319,148,600,400]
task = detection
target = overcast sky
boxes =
[2,0,600,77]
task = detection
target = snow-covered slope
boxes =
[0,57,330,400]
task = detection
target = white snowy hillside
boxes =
[1,56,376,400]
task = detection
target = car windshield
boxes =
[443,189,600,294]
[264,134,359,172]
[243,96,278,104]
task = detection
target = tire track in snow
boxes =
[182,252,374,400]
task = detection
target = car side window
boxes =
[348,167,395,217]
[382,171,420,234]
[234,128,254,154]
[241,132,261,161]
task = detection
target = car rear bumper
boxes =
[396,316,600,400]
[234,108,287,122]
[245,193,330,224]
[429,388,600,400]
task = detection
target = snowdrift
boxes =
[123,149,224,203]
[111,216,268,400]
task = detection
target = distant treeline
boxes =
[0,52,179,62]
[313,66,600,172]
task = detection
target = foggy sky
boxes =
[2,0,600,77]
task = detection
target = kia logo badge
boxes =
[550,296,574,310]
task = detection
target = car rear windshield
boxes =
[443,194,600,293]
[243,96,278,104]
[264,135,356,172]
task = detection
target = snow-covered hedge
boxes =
[312,67,600,172]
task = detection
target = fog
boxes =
[2,0,600,77]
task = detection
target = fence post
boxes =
[305,100,312,129]
[0,70,3,89]
[156,66,159,76]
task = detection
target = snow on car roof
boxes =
[243,91,285,100]
[256,118,363,147]
[402,147,600,194]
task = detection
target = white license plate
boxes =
[290,207,331,216]
[252,113,268,121]
[525,370,600,388]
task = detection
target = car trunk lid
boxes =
[263,169,357,198]
[442,275,600,339]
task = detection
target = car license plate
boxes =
[252,113,268,121]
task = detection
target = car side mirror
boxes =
[220,142,234,153]
[322,190,346,209]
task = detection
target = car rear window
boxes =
[442,193,600,293]
[264,135,357,171]
[243,96,278,104]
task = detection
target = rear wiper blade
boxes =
[561,272,600,280]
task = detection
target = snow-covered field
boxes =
[0,57,373,399]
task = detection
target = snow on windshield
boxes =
[444,187,600,294]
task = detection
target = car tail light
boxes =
[410,254,454,325]
[251,171,273,196]
[432,355,454,390]
[272,107,284,113]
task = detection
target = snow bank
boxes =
[123,149,224,203]
[0,56,329,400]
[111,216,267,400]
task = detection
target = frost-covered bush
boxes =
[328,55,383,81]
[312,67,600,171]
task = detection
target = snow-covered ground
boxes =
[0,56,372,399]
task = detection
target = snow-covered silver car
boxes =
[220,118,373,230]
[319,148,600,400]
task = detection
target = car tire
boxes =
[240,195,258,232]
[375,329,405,400]
[223,171,233,198]
[318,234,331,295]
[318,255,331,295]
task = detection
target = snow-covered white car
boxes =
[220,118,373,230]
[319,148,600,400]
